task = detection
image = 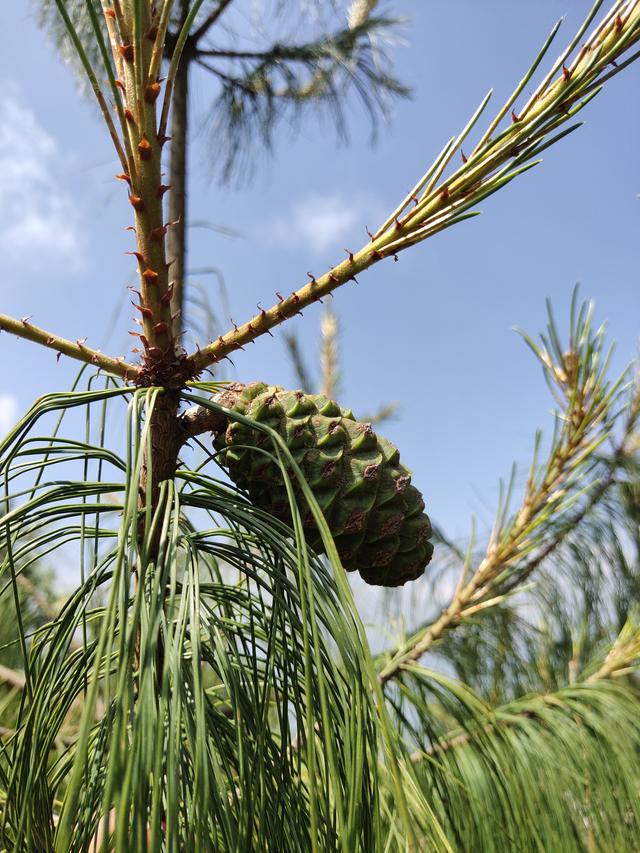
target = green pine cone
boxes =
[213,382,434,587]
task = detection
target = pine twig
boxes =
[377,296,629,685]
[0,313,138,380]
[410,649,640,763]
[587,620,640,682]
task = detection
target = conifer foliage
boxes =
[0,2,640,850]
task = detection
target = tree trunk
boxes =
[167,43,190,341]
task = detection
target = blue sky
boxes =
[1,1,639,560]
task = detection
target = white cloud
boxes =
[0,94,83,267]
[269,192,383,254]
[0,394,18,436]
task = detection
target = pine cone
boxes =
[213,383,433,587]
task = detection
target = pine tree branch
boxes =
[410,656,640,762]
[167,1,190,339]
[191,0,234,44]
[587,623,640,681]
[194,19,395,64]
[0,313,139,380]
[498,376,640,595]
[187,0,640,374]
[202,14,408,180]
[377,297,631,685]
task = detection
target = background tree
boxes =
[0,1,640,850]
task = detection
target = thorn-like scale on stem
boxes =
[129,196,145,212]
[133,303,154,318]
[138,135,152,160]
[159,284,174,306]
[118,43,134,62]
[142,268,159,284]
[145,83,161,104]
